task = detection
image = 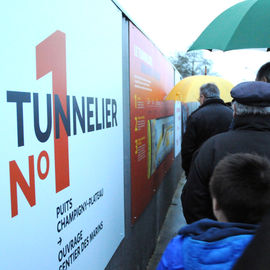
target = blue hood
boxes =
[179,218,257,241]
[179,219,258,270]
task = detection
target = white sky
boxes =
[116,0,270,85]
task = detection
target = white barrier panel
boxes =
[174,101,182,157]
[0,0,124,269]
[174,70,182,85]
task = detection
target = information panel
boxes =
[0,1,124,269]
[129,22,175,223]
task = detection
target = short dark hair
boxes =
[256,62,270,82]
[209,153,270,224]
[200,83,220,99]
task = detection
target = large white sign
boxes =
[0,0,124,269]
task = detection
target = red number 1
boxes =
[36,31,70,193]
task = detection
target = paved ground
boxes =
[147,175,187,270]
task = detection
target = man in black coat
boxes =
[256,61,270,82]
[181,81,270,224]
[181,83,233,177]
[232,63,270,270]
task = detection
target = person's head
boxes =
[231,81,270,117]
[199,83,220,105]
[256,62,270,82]
[210,153,270,224]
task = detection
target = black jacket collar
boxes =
[200,98,226,109]
[191,99,228,117]
[234,115,270,131]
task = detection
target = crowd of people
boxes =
[157,62,270,270]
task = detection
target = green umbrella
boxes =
[189,0,270,52]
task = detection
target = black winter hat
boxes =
[231,81,270,107]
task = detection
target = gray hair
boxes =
[233,101,270,115]
[200,83,220,99]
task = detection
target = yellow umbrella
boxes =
[166,75,233,103]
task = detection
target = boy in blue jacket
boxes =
[157,153,270,270]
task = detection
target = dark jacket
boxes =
[181,115,270,224]
[233,209,270,270]
[157,219,257,270]
[181,98,233,176]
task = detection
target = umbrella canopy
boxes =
[189,0,270,51]
[166,75,233,102]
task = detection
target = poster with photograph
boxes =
[129,22,175,223]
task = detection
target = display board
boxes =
[0,1,124,269]
[129,22,175,223]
